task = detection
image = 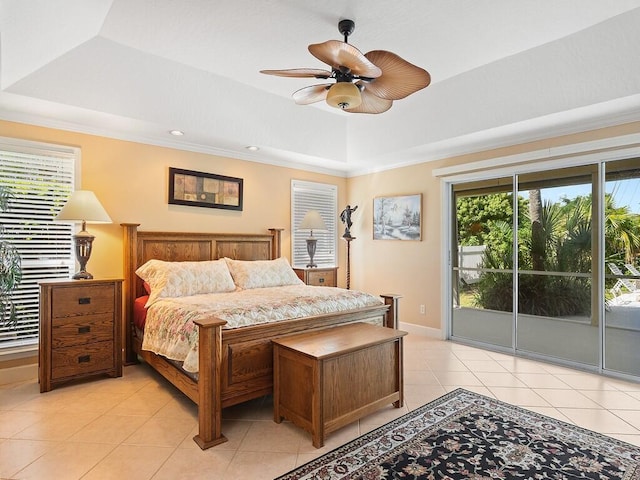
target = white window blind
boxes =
[0,138,76,350]
[291,180,337,268]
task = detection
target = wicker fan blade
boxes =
[292,84,331,105]
[344,86,393,114]
[260,68,332,79]
[309,40,382,78]
[362,50,430,100]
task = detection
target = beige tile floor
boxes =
[1,335,639,479]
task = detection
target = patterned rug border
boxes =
[276,388,640,480]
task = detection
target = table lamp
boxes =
[55,190,112,279]
[298,210,327,268]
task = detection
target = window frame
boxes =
[0,137,78,354]
[291,180,338,268]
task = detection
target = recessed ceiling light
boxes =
[246,145,259,151]
[169,130,184,136]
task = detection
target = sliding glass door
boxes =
[451,178,515,349]
[450,159,640,379]
[604,159,640,377]
[516,167,598,366]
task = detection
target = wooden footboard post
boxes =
[380,294,402,329]
[193,317,228,449]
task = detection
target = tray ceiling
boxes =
[2,1,640,175]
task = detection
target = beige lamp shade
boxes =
[298,210,327,233]
[326,82,362,110]
[55,190,112,225]
[55,190,111,280]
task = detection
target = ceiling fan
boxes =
[260,19,431,114]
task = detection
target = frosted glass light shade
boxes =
[326,82,361,110]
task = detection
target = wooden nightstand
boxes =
[39,278,123,392]
[294,267,337,287]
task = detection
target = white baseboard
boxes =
[0,363,38,385]
[398,321,444,339]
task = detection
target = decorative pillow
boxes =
[225,257,303,289]
[135,259,236,306]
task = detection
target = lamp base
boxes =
[73,231,95,281]
[306,237,318,269]
[72,270,94,280]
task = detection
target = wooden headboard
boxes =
[120,223,283,362]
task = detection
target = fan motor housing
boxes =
[338,19,355,40]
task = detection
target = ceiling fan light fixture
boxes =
[261,19,429,114]
[326,82,361,110]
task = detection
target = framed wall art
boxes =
[168,167,243,211]
[373,193,422,240]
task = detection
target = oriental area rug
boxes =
[276,388,640,480]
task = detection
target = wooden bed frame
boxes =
[121,224,400,449]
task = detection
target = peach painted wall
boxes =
[0,120,348,284]
[2,119,639,347]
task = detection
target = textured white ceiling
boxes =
[2,0,640,175]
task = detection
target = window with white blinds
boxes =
[0,138,76,350]
[291,180,337,268]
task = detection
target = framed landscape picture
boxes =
[373,193,422,240]
[168,167,243,211]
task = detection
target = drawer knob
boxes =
[319,278,325,283]
[78,355,91,363]
[78,326,91,334]
[78,297,91,305]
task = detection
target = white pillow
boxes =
[135,259,236,306]
[225,257,303,289]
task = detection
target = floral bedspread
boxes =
[141,285,384,373]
